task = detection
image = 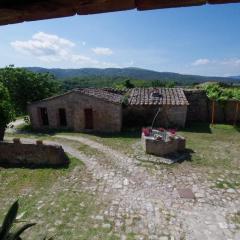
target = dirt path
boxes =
[7,136,240,240]
[6,118,25,133]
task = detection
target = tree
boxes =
[123,79,135,88]
[151,80,176,88]
[0,66,61,115]
[0,82,15,141]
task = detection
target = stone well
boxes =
[142,128,186,157]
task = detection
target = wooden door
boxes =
[84,109,93,129]
[59,108,67,126]
[40,107,49,126]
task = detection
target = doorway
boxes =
[84,108,93,129]
[39,107,49,126]
[59,108,67,127]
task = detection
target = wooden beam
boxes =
[208,0,240,4]
[77,0,135,15]
[0,0,240,25]
[136,0,206,10]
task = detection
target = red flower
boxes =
[168,129,177,135]
[142,128,150,136]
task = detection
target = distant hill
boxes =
[230,76,240,80]
[26,67,240,85]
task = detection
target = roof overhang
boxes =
[0,0,239,26]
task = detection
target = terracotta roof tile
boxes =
[127,88,189,106]
[76,88,123,104]
[29,87,189,106]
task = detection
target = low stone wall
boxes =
[0,140,69,167]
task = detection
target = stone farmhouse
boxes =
[28,88,189,132]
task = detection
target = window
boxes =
[39,107,49,126]
[59,108,67,127]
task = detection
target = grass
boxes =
[58,123,240,170]
[0,153,119,239]
[8,122,240,170]
[2,122,240,238]
[232,212,240,227]
[215,180,240,189]
[78,143,106,158]
[0,155,81,198]
[58,130,140,155]
[178,123,240,169]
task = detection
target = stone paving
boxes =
[10,136,240,240]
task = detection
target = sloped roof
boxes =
[29,88,124,105]
[77,88,123,104]
[127,88,189,106]
[30,87,189,106]
[0,0,239,25]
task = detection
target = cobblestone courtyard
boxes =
[1,124,240,239]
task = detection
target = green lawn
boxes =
[6,122,240,171]
[0,156,119,240]
[55,123,240,170]
[179,123,240,169]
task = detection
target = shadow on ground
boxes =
[184,122,212,134]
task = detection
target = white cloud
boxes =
[11,32,75,56]
[188,57,240,76]
[192,58,211,66]
[221,58,240,67]
[92,47,113,56]
[11,32,117,68]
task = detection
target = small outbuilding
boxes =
[28,87,189,133]
[28,88,123,132]
[123,88,189,128]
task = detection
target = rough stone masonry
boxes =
[0,140,68,167]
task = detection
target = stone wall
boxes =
[142,134,186,156]
[184,89,209,122]
[184,89,240,124]
[123,105,187,128]
[0,140,68,167]
[28,91,122,132]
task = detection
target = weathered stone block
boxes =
[142,133,186,156]
[0,141,69,167]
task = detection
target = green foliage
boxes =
[115,79,135,90]
[60,76,178,92]
[203,83,221,100]
[233,88,240,101]
[0,82,15,128]
[203,82,240,102]
[151,80,176,88]
[0,200,36,240]
[123,79,135,88]
[0,66,61,114]
[218,88,234,102]
[27,67,240,85]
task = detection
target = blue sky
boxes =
[0,3,240,76]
